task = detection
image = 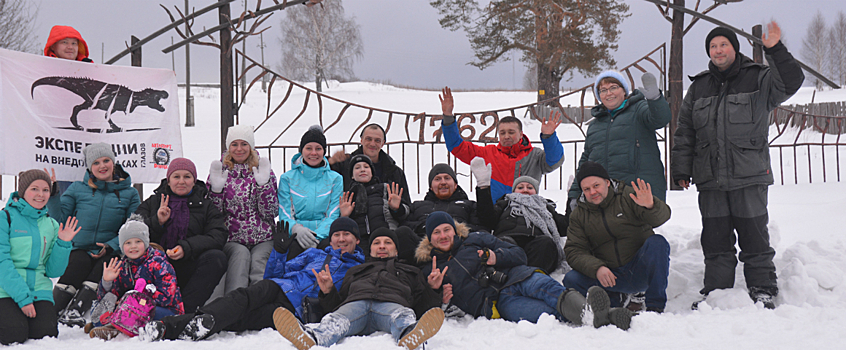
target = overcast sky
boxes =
[32,0,846,91]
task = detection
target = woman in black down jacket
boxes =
[135,158,228,312]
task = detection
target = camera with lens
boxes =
[478,249,507,287]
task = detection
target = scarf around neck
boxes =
[162,194,190,250]
[504,193,564,258]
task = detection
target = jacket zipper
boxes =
[635,139,641,171]
[598,207,623,267]
[605,117,614,167]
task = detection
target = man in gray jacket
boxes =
[671,22,804,309]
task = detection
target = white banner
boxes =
[0,48,182,183]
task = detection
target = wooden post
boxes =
[219,3,234,152]
[752,24,763,64]
[131,36,144,198]
[668,0,684,190]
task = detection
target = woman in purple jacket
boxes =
[207,125,278,295]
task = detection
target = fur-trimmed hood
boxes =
[414,221,470,263]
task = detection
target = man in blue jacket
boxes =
[142,217,365,341]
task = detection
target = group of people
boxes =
[0,20,803,348]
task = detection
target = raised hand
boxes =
[273,221,295,253]
[339,191,355,217]
[43,168,57,183]
[208,161,227,193]
[253,157,272,185]
[629,178,654,209]
[439,87,454,117]
[157,195,171,225]
[57,216,81,242]
[328,150,349,165]
[102,257,123,282]
[470,157,491,188]
[442,283,453,304]
[427,256,449,289]
[640,72,660,100]
[762,21,781,48]
[312,264,334,294]
[540,110,562,135]
[387,183,403,210]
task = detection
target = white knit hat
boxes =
[225,124,256,150]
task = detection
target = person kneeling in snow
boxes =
[416,211,632,329]
[87,215,183,340]
[274,227,445,350]
[562,162,671,313]
[141,217,365,341]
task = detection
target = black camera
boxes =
[478,249,507,287]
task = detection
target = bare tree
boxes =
[802,11,829,90]
[828,11,846,87]
[0,0,39,53]
[277,0,363,92]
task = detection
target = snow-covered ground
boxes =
[7,82,846,349]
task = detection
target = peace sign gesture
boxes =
[427,256,449,289]
[387,182,403,211]
[157,195,171,225]
[629,178,654,209]
[540,110,562,135]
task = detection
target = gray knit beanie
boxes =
[83,142,116,170]
[512,175,540,193]
[119,214,150,253]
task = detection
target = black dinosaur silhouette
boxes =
[31,76,169,133]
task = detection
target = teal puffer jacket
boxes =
[47,165,140,255]
[277,154,343,240]
[568,90,671,201]
[0,194,72,307]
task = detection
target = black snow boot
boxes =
[58,281,97,327]
[52,283,76,316]
[178,314,216,341]
[749,287,777,309]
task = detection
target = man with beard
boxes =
[402,164,482,237]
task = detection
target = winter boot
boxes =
[398,308,445,350]
[557,287,631,330]
[691,294,708,310]
[624,292,646,313]
[178,314,216,341]
[59,281,98,327]
[557,288,590,326]
[749,287,776,309]
[606,308,633,330]
[139,321,167,342]
[89,292,118,324]
[89,324,122,340]
[273,307,316,350]
[52,283,76,316]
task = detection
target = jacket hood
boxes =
[496,135,533,158]
[414,221,470,263]
[44,25,89,61]
[326,244,366,264]
[423,185,470,202]
[126,246,166,266]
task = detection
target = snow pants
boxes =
[500,235,561,274]
[0,299,57,345]
[158,279,295,340]
[562,234,670,309]
[698,185,777,295]
[310,300,416,346]
[53,249,110,313]
[210,241,274,300]
[171,249,228,313]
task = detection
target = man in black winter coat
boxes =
[273,228,445,350]
[329,123,412,204]
[671,23,804,310]
[402,163,482,236]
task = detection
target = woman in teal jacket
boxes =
[277,125,343,260]
[46,143,140,321]
[0,170,79,345]
[568,71,672,203]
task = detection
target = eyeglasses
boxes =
[598,85,621,96]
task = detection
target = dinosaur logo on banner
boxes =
[31,76,169,133]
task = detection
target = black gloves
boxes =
[273,221,297,253]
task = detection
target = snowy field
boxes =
[6,82,846,349]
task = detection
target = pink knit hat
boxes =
[167,158,197,179]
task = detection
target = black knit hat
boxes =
[706,27,740,56]
[329,217,360,240]
[370,227,398,247]
[576,161,611,186]
[349,154,374,178]
[425,211,456,240]
[428,163,457,187]
[299,125,327,154]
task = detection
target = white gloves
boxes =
[640,72,660,100]
[470,157,492,188]
[292,223,319,249]
[208,160,227,193]
[253,157,272,186]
